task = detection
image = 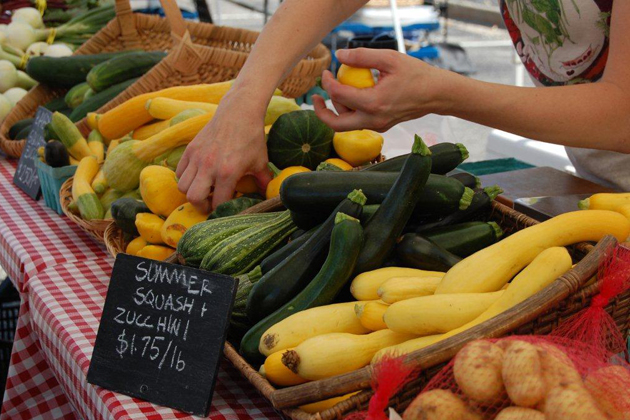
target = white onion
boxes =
[0,94,12,122]
[26,41,48,56]
[44,43,73,57]
[4,87,27,105]
[0,32,6,46]
[0,24,8,36]
[6,22,37,51]
[0,60,18,93]
[12,8,44,29]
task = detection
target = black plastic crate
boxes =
[0,279,20,396]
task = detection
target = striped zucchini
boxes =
[200,211,297,275]
[177,212,279,267]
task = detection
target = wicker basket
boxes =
[60,176,112,243]
[0,0,331,158]
[104,196,629,419]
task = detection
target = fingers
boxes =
[186,166,213,213]
[336,48,397,73]
[321,71,374,111]
[332,100,351,115]
[177,164,198,194]
[212,174,238,210]
[252,166,273,194]
[175,151,189,178]
[315,106,369,132]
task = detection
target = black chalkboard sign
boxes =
[13,106,52,200]
[88,254,239,416]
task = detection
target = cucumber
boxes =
[177,212,279,267]
[25,50,139,88]
[354,135,432,274]
[69,77,139,122]
[396,233,462,271]
[448,172,480,189]
[87,51,167,92]
[281,171,473,217]
[9,118,33,139]
[65,82,91,109]
[423,222,503,258]
[247,190,366,323]
[259,227,317,274]
[200,211,297,276]
[412,186,503,233]
[240,213,364,362]
[363,142,468,174]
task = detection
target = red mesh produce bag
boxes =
[388,244,630,420]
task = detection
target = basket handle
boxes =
[159,0,188,39]
[114,0,142,49]
[114,0,187,46]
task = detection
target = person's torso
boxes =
[499,0,629,191]
[500,0,613,86]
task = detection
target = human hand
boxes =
[176,95,272,213]
[313,48,452,132]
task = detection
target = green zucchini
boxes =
[177,212,279,267]
[200,211,297,276]
[354,135,432,274]
[412,186,503,233]
[280,171,474,217]
[69,77,139,122]
[396,233,462,271]
[44,141,70,168]
[448,172,480,189]
[422,222,503,258]
[316,161,343,172]
[87,51,167,92]
[9,118,33,139]
[240,212,364,362]
[65,82,91,109]
[25,50,139,88]
[247,190,366,322]
[259,227,317,274]
[43,97,69,112]
[363,142,468,174]
[15,124,33,140]
[209,196,263,219]
[111,198,151,236]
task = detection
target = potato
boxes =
[454,340,505,404]
[536,343,582,390]
[495,407,545,420]
[403,389,480,420]
[584,365,630,420]
[544,383,607,420]
[501,340,546,407]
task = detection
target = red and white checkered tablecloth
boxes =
[0,158,281,419]
[0,159,108,292]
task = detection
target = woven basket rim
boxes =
[0,6,331,158]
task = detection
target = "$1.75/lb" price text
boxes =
[116,329,185,372]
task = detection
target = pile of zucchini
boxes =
[9,50,166,144]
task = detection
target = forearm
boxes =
[228,0,367,114]
[442,75,630,153]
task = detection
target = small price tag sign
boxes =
[13,106,52,200]
[88,254,239,416]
